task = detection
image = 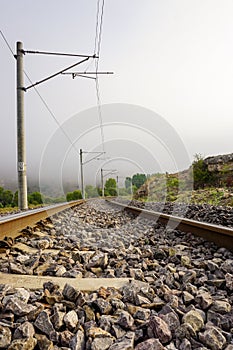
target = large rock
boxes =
[0,326,11,348]
[147,316,172,344]
[182,309,204,332]
[34,310,55,336]
[69,330,85,350]
[109,332,135,350]
[116,311,134,329]
[35,334,53,350]
[135,338,165,350]
[225,273,233,291]
[195,291,213,309]
[64,310,78,330]
[14,322,35,339]
[211,300,231,314]
[5,298,36,317]
[92,298,112,315]
[63,284,80,302]
[200,327,226,350]
[8,337,37,350]
[91,337,114,350]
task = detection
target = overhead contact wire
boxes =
[94,0,106,154]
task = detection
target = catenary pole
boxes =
[101,168,104,197]
[16,42,28,210]
[80,149,85,199]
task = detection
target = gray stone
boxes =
[147,316,172,344]
[179,339,191,350]
[9,262,26,274]
[92,298,112,315]
[225,273,233,291]
[211,300,231,314]
[159,312,180,335]
[8,337,37,350]
[195,291,213,309]
[34,310,55,336]
[35,334,53,350]
[221,259,233,273]
[14,321,35,339]
[0,325,11,348]
[83,305,95,322]
[183,291,194,304]
[63,284,79,302]
[134,307,150,320]
[182,270,197,284]
[200,327,226,350]
[56,266,67,277]
[5,298,36,316]
[111,325,126,339]
[91,337,114,350]
[182,309,204,332]
[60,330,74,347]
[51,308,65,330]
[116,311,134,329]
[64,310,78,330]
[175,323,196,340]
[87,252,108,269]
[69,330,85,350]
[109,332,135,350]
[135,338,165,350]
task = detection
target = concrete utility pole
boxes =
[16,41,28,210]
[80,149,85,199]
[101,168,104,197]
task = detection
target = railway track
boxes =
[1,198,233,251]
[107,199,233,252]
[0,198,232,349]
[0,200,85,239]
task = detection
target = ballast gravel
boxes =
[0,199,232,349]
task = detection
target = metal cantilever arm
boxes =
[24,57,91,90]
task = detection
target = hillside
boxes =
[135,153,233,206]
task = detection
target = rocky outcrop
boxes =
[204,153,233,172]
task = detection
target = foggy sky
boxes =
[1,0,233,188]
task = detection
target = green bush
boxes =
[28,192,43,205]
[66,190,82,201]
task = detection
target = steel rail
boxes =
[0,200,85,239]
[107,200,233,252]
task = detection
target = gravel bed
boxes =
[0,199,232,349]
[112,198,233,228]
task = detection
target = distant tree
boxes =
[104,178,117,196]
[192,153,213,189]
[85,185,99,198]
[0,187,4,205]
[28,192,43,205]
[66,190,82,201]
[119,188,128,196]
[2,190,13,207]
[132,173,147,189]
[72,190,82,200]
[66,192,74,201]
[125,177,132,189]
[12,190,19,207]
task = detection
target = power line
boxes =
[94,0,106,154]
[0,30,15,57]
[94,0,101,55]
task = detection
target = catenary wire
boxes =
[94,0,106,154]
